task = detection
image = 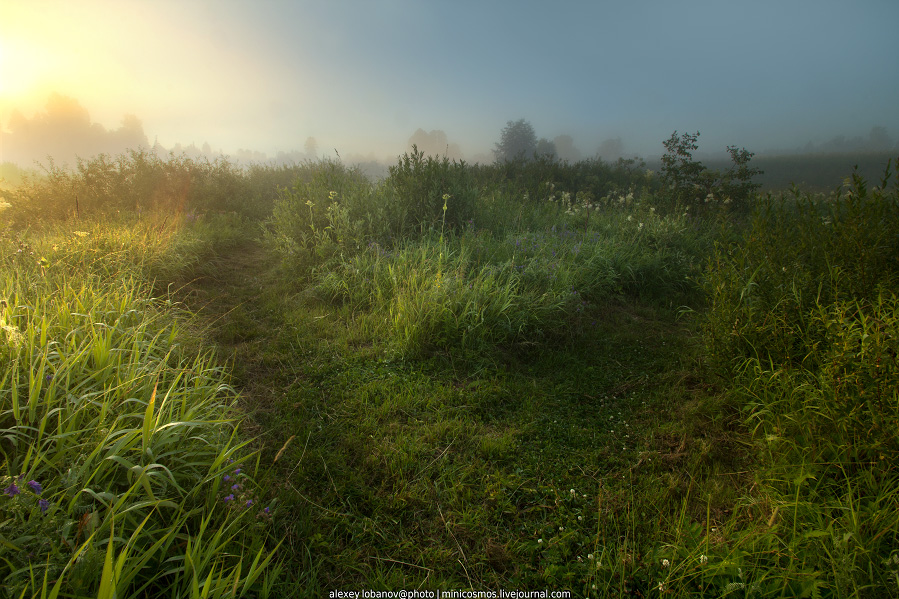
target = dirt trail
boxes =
[180,239,272,314]
[177,238,287,433]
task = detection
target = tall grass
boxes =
[695,162,899,596]
[313,198,713,360]
[2,148,337,225]
[0,218,280,597]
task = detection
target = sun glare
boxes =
[0,35,57,100]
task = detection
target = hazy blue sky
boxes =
[2,0,898,161]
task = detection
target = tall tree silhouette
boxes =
[1,93,148,166]
[493,119,537,162]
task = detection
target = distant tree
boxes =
[2,93,149,166]
[553,134,581,162]
[114,114,149,150]
[304,136,319,158]
[868,126,892,151]
[235,148,268,163]
[494,119,537,162]
[597,137,624,162]
[274,150,308,164]
[407,128,462,160]
[535,138,557,160]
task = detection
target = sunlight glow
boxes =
[0,36,57,98]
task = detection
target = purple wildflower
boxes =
[4,483,19,497]
[223,474,231,482]
[233,467,242,475]
[224,494,234,502]
[231,484,240,491]
[38,499,50,513]
[45,373,53,383]
[27,480,42,495]
[246,499,253,507]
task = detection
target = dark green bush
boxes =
[383,147,476,237]
[660,131,762,213]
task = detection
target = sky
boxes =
[1,0,898,162]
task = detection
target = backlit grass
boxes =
[0,215,280,598]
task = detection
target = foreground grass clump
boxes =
[315,206,707,359]
[691,164,899,596]
[0,218,279,598]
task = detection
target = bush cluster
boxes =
[660,131,763,213]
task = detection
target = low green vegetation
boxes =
[1,145,897,597]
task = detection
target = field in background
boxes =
[1,148,897,597]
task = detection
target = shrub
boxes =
[383,147,476,238]
[660,131,762,213]
[266,159,372,268]
[3,149,297,225]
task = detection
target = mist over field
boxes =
[2,0,898,176]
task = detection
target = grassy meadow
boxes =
[1,148,897,597]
